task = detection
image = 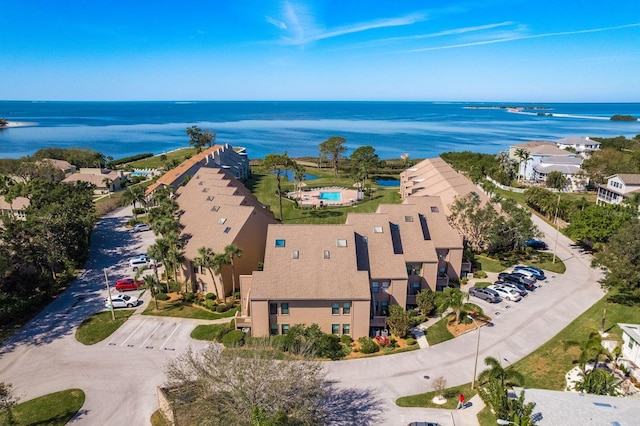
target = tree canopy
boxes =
[595,220,640,297]
[186,125,216,153]
[262,153,296,222]
[319,136,347,179]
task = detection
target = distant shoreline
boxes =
[2,121,38,128]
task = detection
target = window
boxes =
[275,239,286,247]
[217,217,227,224]
[270,324,278,335]
[193,266,198,274]
[200,266,206,274]
[269,303,277,315]
[206,195,214,201]
[211,205,220,212]
[381,301,389,316]
[332,324,339,335]
[337,239,347,247]
[223,227,231,234]
[404,215,414,222]
[342,324,350,335]
[332,302,340,315]
[281,324,290,334]
[372,282,380,293]
[382,282,390,292]
[411,282,420,295]
[292,250,299,259]
[342,302,351,314]
[362,236,368,244]
[324,250,330,259]
[202,188,209,193]
[373,226,383,233]
[430,206,439,213]
[281,303,289,315]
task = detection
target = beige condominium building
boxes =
[177,167,278,296]
[236,195,464,339]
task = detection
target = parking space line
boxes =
[117,319,147,347]
[140,322,163,348]
[160,323,182,351]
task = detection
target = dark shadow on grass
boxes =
[319,381,384,426]
[606,292,640,306]
[307,210,344,219]
[0,209,139,357]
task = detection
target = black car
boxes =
[469,286,501,303]
[525,239,547,250]
[498,272,536,290]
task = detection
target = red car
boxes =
[115,278,144,291]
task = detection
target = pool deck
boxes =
[288,186,362,207]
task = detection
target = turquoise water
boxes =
[1,101,639,159]
[131,170,151,176]
[375,178,401,187]
[319,192,342,201]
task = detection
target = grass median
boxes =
[76,310,136,345]
[0,389,85,425]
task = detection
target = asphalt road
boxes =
[0,208,605,425]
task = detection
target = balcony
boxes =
[462,260,472,273]
[234,312,252,328]
[370,316,387,328]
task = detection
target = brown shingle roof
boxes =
[617,174,640,185]
[250,224,371,300]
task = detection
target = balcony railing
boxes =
[234,312,252,328]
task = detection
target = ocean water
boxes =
[1,101,639,160]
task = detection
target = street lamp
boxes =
[552,192,561,264]
[470,315,482,389]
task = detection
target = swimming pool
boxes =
[319,191,342,201]
[131,170,151,177]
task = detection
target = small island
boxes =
[0,117,7,128]
[610,114,638,121]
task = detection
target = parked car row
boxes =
[468,265,549,304]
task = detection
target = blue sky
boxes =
[2,0,639,102]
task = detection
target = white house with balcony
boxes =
[619,323,640,381]
[509,141,578,181]
[555,136,600,156]
[596,174,640,207]
[532,156,589,191]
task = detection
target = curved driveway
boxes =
[324,214,605,425]
[0,209,604,425]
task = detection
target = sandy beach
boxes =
[2,121,38,128]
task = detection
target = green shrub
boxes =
[476,270,487,278]
[156,292,168,301]
[216,304,228,313]
[358,336,379,354]
[222,329,245,347]
[225,302,234,309]
[205,292,216,300]
[168,281,181,293]
[316,334,345,360]
[205,299,216,310]
[406,337,417,346]
[340,334,353,345]
[460,276,468,285]
[183,292,195,303]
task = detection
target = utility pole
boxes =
[552,193,561,264]
[104,269,115,320]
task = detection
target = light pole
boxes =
[104,268,115,320]
[470,315,482,389]
[552,192,561,264]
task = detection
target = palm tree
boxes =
[102,177,112,198]
[121,185,146,219]
[564,330,612,375]
[212,253,230,302]
[319,136,347,179]
[143,274,160,310]
[514,148,530,182]
[437,287,479,324]
[293,165,306,200]
[224,243,243,301]
[193,247,223,300]
[477,356,525,389]
[148,238,171,292]
[165,247,185,290]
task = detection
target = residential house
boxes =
[532,156,589,191]
[596,174,640,207]
[145,144,249,197]
[178,167,277,296]
[62,168,123,195]
[555,136,600,156]
[509,141,577,181]
[236,196,465,339]
[619,323,640,381]
[0,196,29,221]
[400,157,490,216]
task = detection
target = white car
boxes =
[105,294,139,309]
[510,268,537,281]
[132,223,151,232]
[488,285,522,302]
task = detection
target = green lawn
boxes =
[246,166,402,224]
[150,409,172,426]
[191,323,232,340]
[75,310,136,345]
[142,299,239,320]
[513,293,640,390]
[396,382,477,410]
[425,316,454,346]
[128,147,198,169]
[0,389,85,426]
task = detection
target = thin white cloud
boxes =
[400,22,640,53]
[266,16,287,30]
[275,1,427,46]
